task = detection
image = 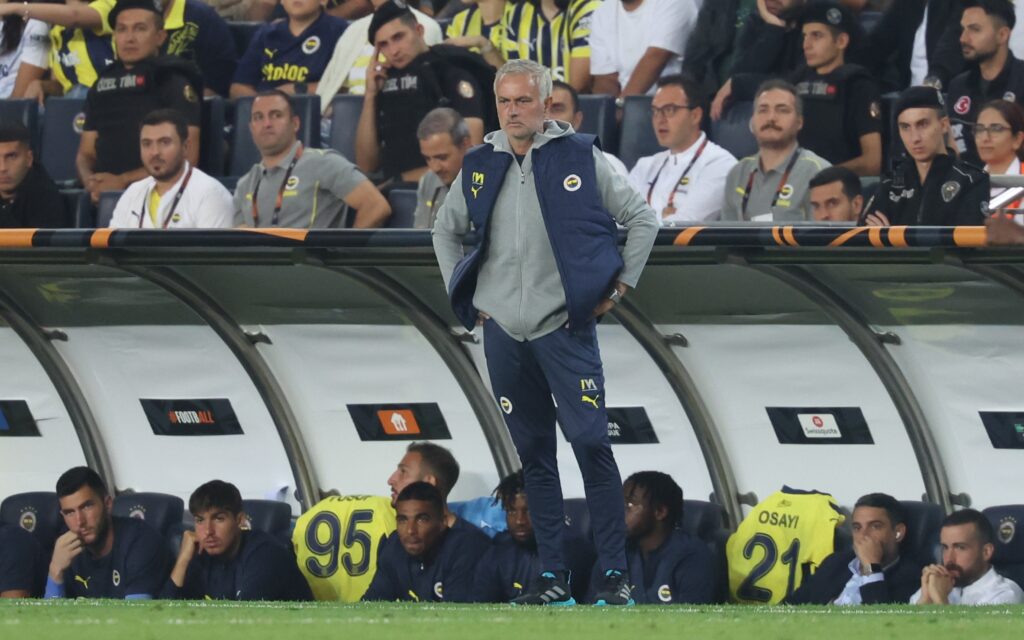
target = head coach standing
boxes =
[432,59,658,607]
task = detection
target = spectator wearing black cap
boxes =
[948,0,1024,166]
[75,0,203,205]
[863,86,989,226]
[0,0,238,97]
[0,124,71,229]
[356,0,486,184]
[792,1,882,176]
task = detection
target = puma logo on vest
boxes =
[581,394,600,409]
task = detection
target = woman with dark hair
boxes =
[0,0,50,98]
[975,99,1024,213]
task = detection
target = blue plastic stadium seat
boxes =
[229,22,264,60]
[59,189,95,228]
[0,491,62,553]
[681,499,727,544]
[578,94,618,155]
[0,99,41,152]
[41,97,87,186]
[113,492,184,538]
[96,190,123,228]
[242,499,292,546]
[230,95,321,176]
[711,100,757,160]
[618,95,658,170]
[983,505,1024,590]
[328,95,364,163]
[201,96,227,177]
[218,175,240,193]
[386,188,417,228]
[899,500,944,565]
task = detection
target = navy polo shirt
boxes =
[233,11,348,89]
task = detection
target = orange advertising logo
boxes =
[378,409,421,435]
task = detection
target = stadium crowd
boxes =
[1,0,1024,234]
[3,443,1024,606]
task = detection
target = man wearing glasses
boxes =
[627,74,737,224]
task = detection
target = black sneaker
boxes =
[511,571,576,606]
[593,569,634,606]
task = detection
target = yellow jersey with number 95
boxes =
[292,495,397,602]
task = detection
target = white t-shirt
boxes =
[628,133,737,223]
[589,0,697,94]
[910,5,929,86]
[0,20,49,98]
[909,567,1024,605]
[110,163,234,229]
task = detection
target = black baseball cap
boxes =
[894,86,947,118]
[801,1,856,34]
[368,0,415,45]
[108,0,162,29]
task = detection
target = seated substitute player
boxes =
[386,441,476,532]
[786,493,923,605]
[46,467,170,599]
[628,74,737,224]
[292,493,396,601]
[234,89,391,228]
[911,509,1024,605]
[808,166,864,222]
[862,86,989,227]
[473,470,595,604]
[162,480,312,601]
[588,471,714,605]
[0,521,45,597]
[361,482,490,602]
[230,0,348,97]
[110,109,233,229]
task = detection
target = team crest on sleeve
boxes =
[563,174,582,192]
[953,96,971,115]
[941,181,961,202]
[434,581,444,598]
[302,36,321,55]
[112,570,121,587]
[458,80,475,99]
[657,584,673,602]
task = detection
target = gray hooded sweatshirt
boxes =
[432,120,658,341]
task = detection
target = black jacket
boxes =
[863,153,989,226]
[947,53,1024,165]
[0,164,70,229]
[785,550,922,605]
[682,0,741,96]
[864,0,965,92]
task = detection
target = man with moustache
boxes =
[911,509,1024,605]
[46,467,169,599]
[110,109,233,228]
[948,0,1024,164]
[722,79,831,221]
[163,480,312,601]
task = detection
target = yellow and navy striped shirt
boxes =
[500,0,599,84]
[48,0,115,93]
[446,6,506,53]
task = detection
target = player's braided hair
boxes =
[492,469,526,511]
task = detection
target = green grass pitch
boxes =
[2,600,1023,640]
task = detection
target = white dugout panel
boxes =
[810,264,1024,508]
[0,326,87,496]
[631,265,928,510]
[174,264,503,503]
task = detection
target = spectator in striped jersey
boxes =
[443,0,508,68]
[500,0,601,92]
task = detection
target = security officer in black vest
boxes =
[356,0,486,184]
[794,2,882,176]
[863,86,989,227]
[948,0,1024,165]
[76,0,202,204]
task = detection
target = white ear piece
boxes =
[896,532,902,540]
